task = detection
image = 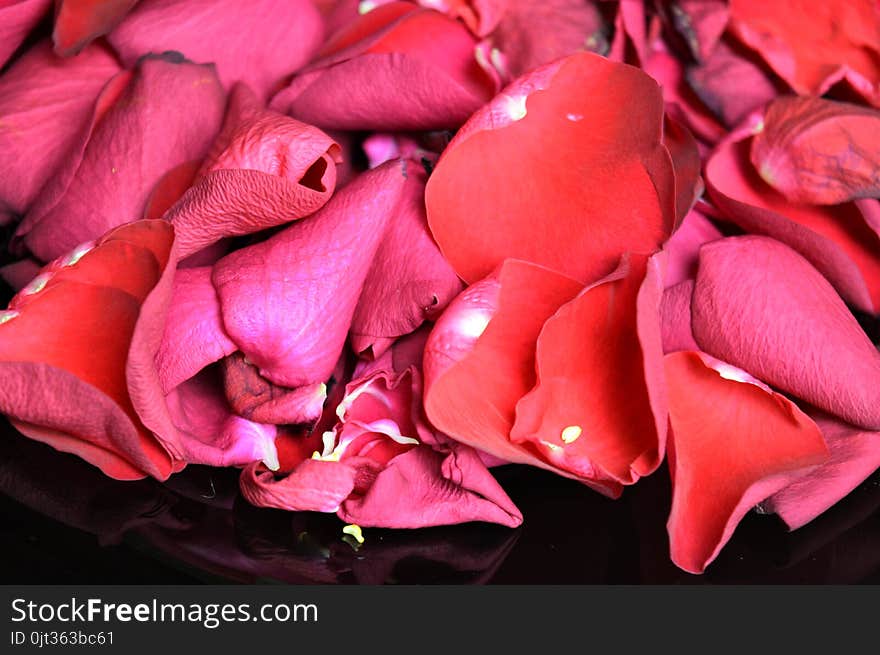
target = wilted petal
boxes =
[212,160,406,387]
[240,458,357,513]
[19,53,226,262]
[706,116,880,313]
[350,160,462,358]
[665,351,828,574]
[109,0,323,99]
[271,2,496,130]
[0,41,120,221]
[663,0,728,63]
[764,412,880,530]
[165,84,340,259]
[691,236,880,429]
[426,52,674,285]
[728,0,880,106]
[339,445,522,528]
[751,97,880,205]
[53,0,139,55]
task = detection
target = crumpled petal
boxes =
[53,0,139,56]
[665,350,828,574]
[164,83,341,260]
[212,160,407,387]
[108,0,323,99]
[350,160,462,358]
[155,266,237,394]
[662,0,728,64]
[0,220,175,480]
[706,113,880,313]
[489,0,608,79]
[19,53,226,262]
[339,445,522,528]
[763,412,880,531]
[691,236,880,429]
[509,254,666,488]
[270,2,496,130]
[425,51,674,285]
[222,353,328,426]
[728,0,880,106]
[0,41,119,222]
[240,457,357,513]
[750,97,880,205]
[0,0,51,69]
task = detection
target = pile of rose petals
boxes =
[1,0,879,576]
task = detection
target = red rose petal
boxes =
[426,52,673,285]
[665,351,828,574]
[0,0,51,69]
[53,0,139,55]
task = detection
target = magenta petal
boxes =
[164,368,278,467]
[0,0,51,69]
[0,41,120,220]
[108,0,324,100]
[212,160,407,387]
[0,258,42,292]
[155,266,237,394]
[667,0,729,63]
[240,458,357,513]
[660,280,698,354]
[338,445,522,528]
[764,412,880,530]
[350,161,463,357]
[19,53,226,262]
[691,236,880,429]
[663,206,723,289]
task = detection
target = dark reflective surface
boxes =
[2,420,880,584]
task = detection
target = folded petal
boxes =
[660,279,698,353]
[271,2,496,130]
[425,51,674,285]
[0,0,52,69]
[20,53,226,262]
[728,0,880,106]
[165,84,340,259]
[0,41,120,220]
[350,160,462,358]
[0,220,175,480]
[424,259,606,481]
[510,254,666,487]
[751,97,880,205]
[338,445,522,528]
[763,412,880,530]
[706,115,880,313]
[665,351,828,574]
[691,236,880,429]
[664,115,702,224]
[53,0,140,55]
[108,0,323,99]
[212,160,406,387]
[155,266,237,394]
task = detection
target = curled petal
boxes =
[665,351,828,574]
[0,0,51,69]
[510,255,666,487]
[426,52,673,285]
[706,115,880,313]
[240,458,357,513]
[750,97,880,205]
[691,236,880,429]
